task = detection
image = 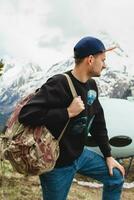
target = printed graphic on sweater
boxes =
[87,90,97,105]
[70,90,97,136]
[87,115,95,133]
[70,117,87,135]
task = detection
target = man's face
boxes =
[88,52,106,77]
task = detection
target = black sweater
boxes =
[18,71,111,167]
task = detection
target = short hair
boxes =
[74,52,102,65]
[74,57,85,65]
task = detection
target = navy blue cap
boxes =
[74,36,111,58]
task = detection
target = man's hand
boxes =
[106,156,125,177]
[67,96,85,118]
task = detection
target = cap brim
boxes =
[105,46,117,52]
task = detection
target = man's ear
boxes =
[87,55,94,65]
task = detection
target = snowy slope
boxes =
[0,45,134,131]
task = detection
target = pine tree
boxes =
[0,59,4,76]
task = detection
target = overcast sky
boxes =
[0,0,134,68]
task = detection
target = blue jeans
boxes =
[39,148,124,200]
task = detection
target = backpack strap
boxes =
[64,73,78,98]
[57,73,78,142]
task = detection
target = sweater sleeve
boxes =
[89,80,111,158]
[18,74,70,134]
[90,102,111,157]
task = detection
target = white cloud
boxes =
[0,0,134,68]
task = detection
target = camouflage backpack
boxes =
[0,74,77,176]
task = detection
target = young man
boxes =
[18,36,125,200]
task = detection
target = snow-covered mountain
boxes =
[96,69,134,98]
[0,50,134,131]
